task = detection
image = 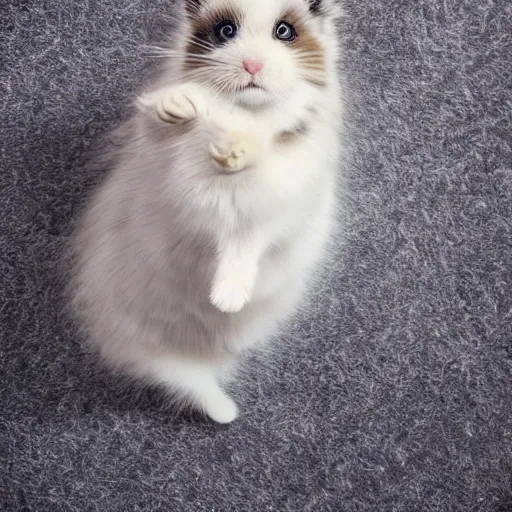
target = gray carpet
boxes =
[1,0,512,510]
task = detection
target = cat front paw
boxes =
[156,86,202,124]
[210,273,253,314]
[209,131,260,172]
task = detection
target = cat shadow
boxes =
[66,342,276,428]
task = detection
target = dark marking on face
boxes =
[184,6,243,70]
[308,0,323,15]
[280,10,327,87]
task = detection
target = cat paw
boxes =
[157,87,200,124]
[210,274,253,313]
[209,131,260,172]
[204,393,238,424]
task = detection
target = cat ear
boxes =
[307,0,323,15]
[185,0,203,15]
[308,0,338,18]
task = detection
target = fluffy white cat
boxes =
[70,0,343,423]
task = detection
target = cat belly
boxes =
[232,193,335,348]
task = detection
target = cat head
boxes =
[178,0,340,109]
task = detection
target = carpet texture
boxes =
[1,0,512,511]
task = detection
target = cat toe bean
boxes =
[210,132,260,172]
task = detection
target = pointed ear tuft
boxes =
[185,0,203,15]
[308,0,323,15]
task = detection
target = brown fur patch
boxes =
[281,10,327,87]
[184,6,243,71]
[275,120,310,145]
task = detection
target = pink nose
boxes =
[243,59,264,76]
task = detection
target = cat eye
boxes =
[213,20,238,43]
[275,21,297,42]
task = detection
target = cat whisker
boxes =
[295,58,326,64]
[294,55,326,61]
[293,50,325,56]
[143,46,176,56]
[187,33,215,47]
[186,36,215,53]
[183,58,224,67]
[298,66,326,72]
[149,50,229,68]
[183,53,227,63]
[295,56,326,62]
